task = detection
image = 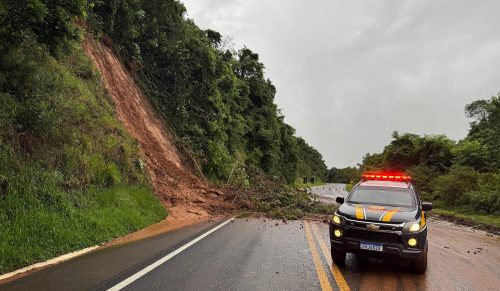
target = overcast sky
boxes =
[181,0,500,168]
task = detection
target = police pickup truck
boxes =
[330,173,432,273]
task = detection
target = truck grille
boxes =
[344,229,402,244]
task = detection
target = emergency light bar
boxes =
[362,173,411,182]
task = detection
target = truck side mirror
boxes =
[336,196,344,204]
[422,202,433,211]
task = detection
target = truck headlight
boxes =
[332,214,343,225]
[404,222,421,232]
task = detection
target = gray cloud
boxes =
[181,0,500,167]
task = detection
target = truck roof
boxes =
[358,180,410,189]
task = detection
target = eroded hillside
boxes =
[83,39,226,225]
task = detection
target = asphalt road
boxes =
[308,183,349,204]
[1,185,499,291]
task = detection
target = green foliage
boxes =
[293,179,325,189]
[380,132,455,173]
[406,164,438,199]
[359,152,384,172]
[464,94,500,171]
[296,138,328,181]
[0,18,166,271]
[434,168,499,215]
[326,167,360,184]
[434,166,480,203]
[0,42,145,188]
[0,0,87,56]
[87,0,327,184]
[452,139,491,172]
[358,95,499,216]
[0,184,166,273]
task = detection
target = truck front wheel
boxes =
[331,245,346,265]
[411,244,428,274]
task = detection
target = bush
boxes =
[459,190,500,215]
[434,166,479,203]
[458,173,500,215]
[434,167,499,215]
[407,164,439,200]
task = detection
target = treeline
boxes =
[87,0,327,184]
[326,167,359,184]
[330,96,499,215]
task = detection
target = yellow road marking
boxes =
[304,221,333,291]
[355,206,364,219]
[310,223,351,291]
[381,209,398,222]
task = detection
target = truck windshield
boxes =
[348,186,415,207]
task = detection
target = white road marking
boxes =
[0,245,99,282]
[107,217,234,291]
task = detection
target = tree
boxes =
[465,95,500,169]
[0,0,86,56]
[452,140,491,172]
[88,1,328,183]
[327,167,359,184]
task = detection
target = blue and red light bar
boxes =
[362,172,411,182]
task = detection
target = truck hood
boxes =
[338,202,418,223]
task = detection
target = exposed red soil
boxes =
[83,38,230,237]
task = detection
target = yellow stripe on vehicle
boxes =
[381,209,399,222]
[310,222,351,291]
[420,211,426,228]
[304,221,333,291]
[378,210,390,221]
[355,206,365,220]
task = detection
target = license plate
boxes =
[360,241,383,252]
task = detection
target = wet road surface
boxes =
[307,183,348,204]
[1,186,499,290]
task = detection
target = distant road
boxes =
[308,183,349,204]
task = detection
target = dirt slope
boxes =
[83,39,225,227]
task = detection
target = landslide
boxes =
[83,39,226,224]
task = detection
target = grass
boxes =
[0,184,166,274]
[293,179,325,189]
[432,208,500,231]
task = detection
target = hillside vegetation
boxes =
[0,1,168,273]
[87,0,327,184]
